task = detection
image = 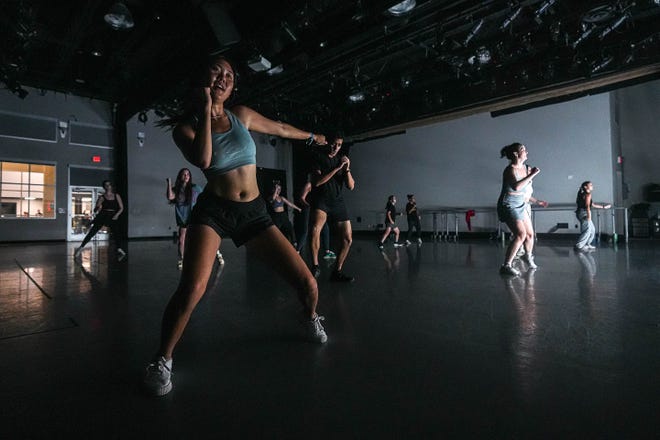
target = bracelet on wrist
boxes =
[306,132,314,145]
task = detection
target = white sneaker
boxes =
[177,259,183,270]
[404,240,412,246]
[117,248,126,261]
[143,356,173,396]
[586,245,597,250]
[393,242,404,248]
[216,250,224,264]
[522,254,538,269]
[304,314,327,343]
[499,264,520,276]
[417,238,422,244]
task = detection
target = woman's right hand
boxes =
[530,166,540,176]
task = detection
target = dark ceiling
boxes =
[2,0,660,139]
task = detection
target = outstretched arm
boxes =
[281,197,302,212]
[232,105,327,145]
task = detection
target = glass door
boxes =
[68,186,108,242]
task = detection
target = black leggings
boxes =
[407,217,421,240]
[80,214,121,249]
[271,211,295,244]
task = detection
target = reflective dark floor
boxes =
[1,236,659,438]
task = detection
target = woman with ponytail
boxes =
[575,181,611,251]
[496,142,541,276]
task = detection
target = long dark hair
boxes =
[576,181,591,204]
[156,54,239,129]
[173,168,193,204]
[500,142,523,160]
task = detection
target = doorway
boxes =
[68,186,109,242]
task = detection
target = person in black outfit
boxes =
[267,181,301,245]
[73,180,126,260]
[405,194,422,245]
[308,133,355,282]
[378,195,404,249]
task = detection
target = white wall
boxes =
[346,93,614,235]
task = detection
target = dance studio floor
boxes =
[1,236,658,438]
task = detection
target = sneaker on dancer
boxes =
[393,242,404,248]
[177,259,183,270]
[323,250,336,260]
[377,241,384,250]
[417,237,422,244]
[331,269,355,282]
[312,265,321,279]
[216,250,224,264]
[499,264,520,276]
[404,240,411,246]
[143,356,173,396]
[521,253,538,269]
[117,248,127,261]
[303,314,327,343]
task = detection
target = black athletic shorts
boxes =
[312,196,350,223]
[190,191,273,247]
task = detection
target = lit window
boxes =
[0,161,56,219]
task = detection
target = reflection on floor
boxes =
[1,237,658,438]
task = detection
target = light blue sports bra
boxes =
[201,110,256,179]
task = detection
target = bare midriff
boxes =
[205,164,260,202]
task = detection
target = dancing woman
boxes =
[143,55,328,396]
[497,143,540,275]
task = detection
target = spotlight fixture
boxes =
[104,2,134,30]
[535,0,557,18]
[599,14,629,40]
[248,55,272,72]
[500,6,522,31]
[572,26,594,49]
[591,55,614,73]
[582,4,615,24]
[476,47,492,64]
[348,91,366,103]
[464,19,484,46]
[266,65,284,76]
[387,0,416,16]
[58,121,68,139]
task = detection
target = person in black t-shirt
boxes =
[378,195,404,249]
[405,194,422,245]
[308,133,356,282]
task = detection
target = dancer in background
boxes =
[308,133,356,282]
[496,142,540,276]
[73,180,126,261]
[378,195,405,249]
[143,55,328,397]
[405,194,422,245]
[167,168,203,269]
[574,181,611,251]
[267,181,301,245]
